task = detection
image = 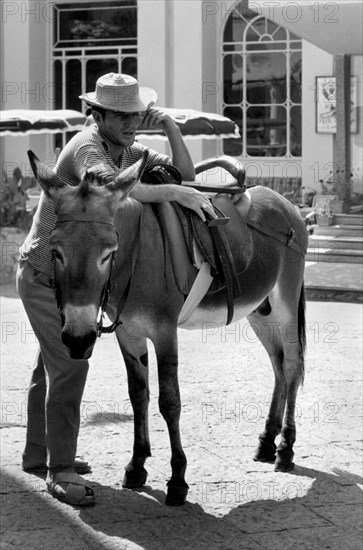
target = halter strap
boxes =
[55,213,115,226]
[98,213,142,335]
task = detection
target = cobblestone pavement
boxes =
[1,292,362,550]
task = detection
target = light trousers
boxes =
[17,260,89,471]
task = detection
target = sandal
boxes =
[23,457,91,475]
[46,471,95,506]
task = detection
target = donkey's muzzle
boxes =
[61,328,97,360]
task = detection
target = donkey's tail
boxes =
[298,282,307,384]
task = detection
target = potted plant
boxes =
[0,168,36,285]
[318,166,363,213]
[315,200,335,226]
[318,169,344,213]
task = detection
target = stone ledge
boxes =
[306,288,363,303]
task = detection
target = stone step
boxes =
[309,235,363,251]
[306,247,363,264]
[312,224,363,237]
[333,213,363,226]
[304,262,363,296]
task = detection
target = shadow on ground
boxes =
[1,465,362,550]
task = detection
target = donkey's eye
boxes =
[52,250,64,263]
[101,252,113,265]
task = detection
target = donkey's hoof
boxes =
[122,466,148,488]
[274,451,294,472]
[165,484,189,506]
[253,441,276,463]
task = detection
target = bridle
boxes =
[53,212,126,338]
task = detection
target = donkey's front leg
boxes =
[116,328,151,489]
[154,329,188,506]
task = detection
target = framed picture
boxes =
[316,76,358,134]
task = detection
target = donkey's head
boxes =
[28,150,147,360]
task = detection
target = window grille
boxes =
[222,1,302,159]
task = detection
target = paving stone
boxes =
[1,297,362,549]
[312,502,363,532]
[223,500,331,534]
[0,529,100,550]
[249,525,362,550]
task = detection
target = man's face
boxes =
[100,110,143,147]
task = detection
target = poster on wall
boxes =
[316,76,358,133]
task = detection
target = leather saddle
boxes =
[141,157,306,325]
[142,159,250,324]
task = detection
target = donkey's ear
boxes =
[105,149,149,198]
[27,150,68,199]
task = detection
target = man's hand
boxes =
[141,107,195,181]
[141,108,179,134]
[142,107,178,132]
[172,185,217,222]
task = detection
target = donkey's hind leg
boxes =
[115,327,151,489]
[271,284,306,472]
[248,282,305,472]
[247,309,287,465]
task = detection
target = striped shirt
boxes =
[20,124,170,277]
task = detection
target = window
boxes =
[52,1,137,148]
[222,2,302,158]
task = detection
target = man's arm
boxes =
[129,181,215,222]
[71,124,215,221]
[135,108,219,221]
[142,109,195,180]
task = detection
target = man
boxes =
[17,73,216,506]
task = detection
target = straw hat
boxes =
[79,73,157,112]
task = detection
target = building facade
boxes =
[1,0,362,198]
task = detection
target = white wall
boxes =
[1,0,32,178]
[138,0,204,164]
[301,42,334,195]
[137,0,169,156]
[301,45,363,197]
[351,55,363,193]
[201,0,223,161]
[1,0,56,179]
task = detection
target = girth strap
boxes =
[246,219,306,256]
[182,183,246,195]
[195,208,241,325]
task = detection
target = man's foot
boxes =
[46,471,95,506]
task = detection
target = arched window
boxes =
[222,2,302,158]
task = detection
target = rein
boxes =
[53,214,130,337]
[96,250,121,337]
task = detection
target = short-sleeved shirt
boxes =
[20,124,170,277]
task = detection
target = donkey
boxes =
[28,150,308,506]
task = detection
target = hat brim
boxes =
[79,87,158,112]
